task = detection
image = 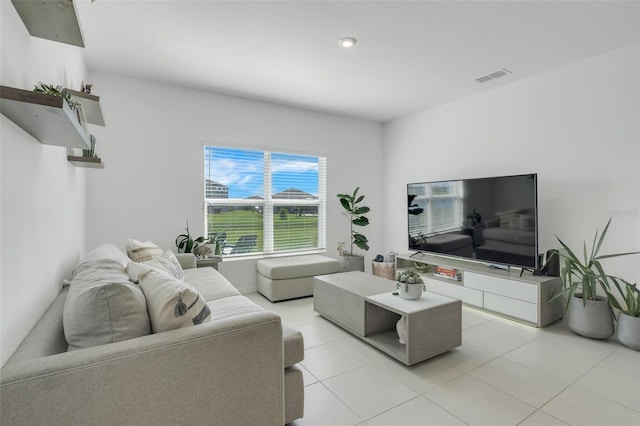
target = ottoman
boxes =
[257,254,340,301]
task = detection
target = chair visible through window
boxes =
[223,235,258,255]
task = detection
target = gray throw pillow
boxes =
[63,260,151,351]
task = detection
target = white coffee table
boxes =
[314,271,461,365]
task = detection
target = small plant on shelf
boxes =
[33,82,81,110]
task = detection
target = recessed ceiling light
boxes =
[338,37,357,48]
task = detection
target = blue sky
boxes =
[205,147,319,199]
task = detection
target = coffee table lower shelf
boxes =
[363,330,407,360]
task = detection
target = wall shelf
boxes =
[67,156,104,169]
[11,0,84,47]
[65,88,105,126]
[0,85,91,149]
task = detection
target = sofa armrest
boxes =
[175,252,197,269]
[1,311,284,425]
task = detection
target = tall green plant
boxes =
[553,218,639,312]
[337,187,370,255]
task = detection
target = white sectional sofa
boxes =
[0,244,304,425]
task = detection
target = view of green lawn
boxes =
[208,209,318,253]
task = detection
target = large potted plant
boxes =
[336,187,370,272]
[606,278,640,350]
[554,219,639,339]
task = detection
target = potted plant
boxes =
[396,269,425,300]
[606,278,640,350]
[175,221,204,254]
[336,187,370,272]
[554,219,639,339]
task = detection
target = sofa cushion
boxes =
[63,260,151,351]
[257,255,340,280]
[283,324,304,367]
[126,239,163,262]
[71,243,131,279]
[137,269,211,333]
[142,250,184,280]
[183,267,240,301]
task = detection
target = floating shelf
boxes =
[65,88,105,126]
[67,156,104,169]
[0,85,91,149]
[11,0,84,47]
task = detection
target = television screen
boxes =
[407,173,538,269]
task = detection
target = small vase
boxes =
[396,315,407,344]
[397,282,423,300]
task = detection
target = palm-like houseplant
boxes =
[554,218,639,339]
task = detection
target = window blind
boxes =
[204,145,326,256]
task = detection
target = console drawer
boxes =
[426,278,483,307]
[464,271,537,303]
[484,293,538,323]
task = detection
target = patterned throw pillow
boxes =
[133,267,211,333]
[143,250,184,280]
[126,239,163,262]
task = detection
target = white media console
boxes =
[397,253,564,327]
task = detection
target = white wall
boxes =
[383,44,640,284]
[85,72,384,293]
[0,2,88,366]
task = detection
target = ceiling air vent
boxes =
[475,68,512,83]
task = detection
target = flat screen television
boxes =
[407,173,539,270]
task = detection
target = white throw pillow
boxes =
[126,239,163,262]
[143,250,184,280]
[136,268,211,333]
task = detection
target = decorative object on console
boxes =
[413,262,433,273]
[553,218,639,339]
[337,187,370,272]
[396,269,425,300]
[434,266,462,281]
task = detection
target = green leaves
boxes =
[337,186,371,255]
[554,218,639,313]
[33,82,81,111]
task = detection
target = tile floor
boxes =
[245,293,640,426]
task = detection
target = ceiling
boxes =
[75,0,640,123]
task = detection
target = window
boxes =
[204,145,326,256]
[408,181,464,236]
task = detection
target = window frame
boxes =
[203,144,327,257]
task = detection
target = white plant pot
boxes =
[568,294,614,339]
[617,312,640,351]
[397,282,423,300]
